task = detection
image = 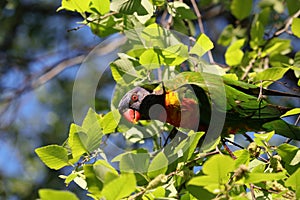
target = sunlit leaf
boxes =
[252,67,289,87]
[167,2,196,20]
[111,0,150,15]
[281,108,300,118]
[244,171,286,183]
[262,38,291,57]
[35,145,69,170]
[39,189,79,200]
[57,0,91,12]
[202,155,235,180]
[147,152,168,179]
[277,143,300,174]
[189,34,214,57]
[141,24,181,48]
[93,160,119,183]
[290,150,300,166]
[254,131,275,143]
[139,48,163,69]
[82,108,101,130]
[100,173,136,200]
[68,123,87,160]
[285,168,300,198]
[225,39,245,66]
[90,0,110,15]
[162,44,188,66]
[100,109,120,134]
[119,150,150,173]
[291,18,300,38]
[84,164,103,195]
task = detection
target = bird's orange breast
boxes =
[161,91,200,130]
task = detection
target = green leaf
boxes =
[189,34,214,57]
[111,0,151,15]
[285,168,300,198]
[68,123,87,160]
[277,143,300,174]
[100,173,136,200]
[244,171,286,183]
[291,18,300,38]
[230,0,252,20]
[39,189,79,200]
[217,25,234,46]
[90,16,119,38]
[139,48,163,69]
[252,67,289,87]
[262,38,291,57]
[90,0,110,15]
[57,0,91,12]
[290,150,300,166]
[262,120,300,140]
[225,39,245,66]
[82,108,101,130]
[119,150,150,173]
[254,131,275,143]
[187,155,235,193]
[141,24,181,48]
[100,110,121,134]
[133,0,154,24]
[79,108,103,152]
[35,145,69,170]
[281,108,300,118]
[287,0,300,15]
[234,149,250,167]
[110,53,141,84]
[147,152,168,179]
[167,2,197,20]
[202,155,235,181]
[162,44,189,66]
[84,164,103,195]
[93,160,119,183]
[186,185,215,200]
[165,131,204,163]
[257,7,271,25]
[250,21,265,49]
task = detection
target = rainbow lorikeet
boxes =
[118,72,300,140]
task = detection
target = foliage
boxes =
[36,0,300,199]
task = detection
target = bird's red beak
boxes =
[123,109,141,123]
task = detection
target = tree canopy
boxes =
[1,0,300,199]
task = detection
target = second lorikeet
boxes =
[118,72,300,140]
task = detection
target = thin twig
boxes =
[241,57,256,80]
[250,184,256,200]
[222,138,237,159]
[223,138,245,149]
[275,9,300,36]
[190,0,215,64]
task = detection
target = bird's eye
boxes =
[131,94,138,102]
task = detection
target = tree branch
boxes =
[190,0,215,64]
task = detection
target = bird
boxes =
[118,72,300,140]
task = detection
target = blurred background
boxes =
[1,0,299,199]
[0,0,108,199]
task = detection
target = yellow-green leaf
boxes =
[281,108,300,118]
[190,34,214,57]
[35,145,69,170]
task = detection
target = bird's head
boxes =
[118,86,165,123]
